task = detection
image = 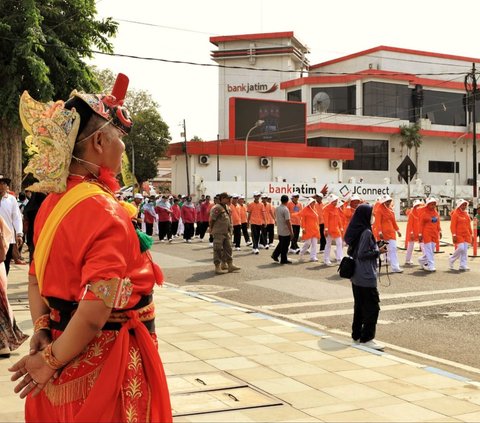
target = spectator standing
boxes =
[247,192,266,254]
[0,177,23,274]
[230,194,242,250]
[181,197,196,243]
[155,195,173,242]
[449,198,472,271]
[238,195,252,247]
[170,198,181,237]
[209,192,240,274]
[143,195,158,236]
[376,194,403,273]
[287,194,303,253]
[271,195,293,264]
[22,192,47,262]
[418,197,441,272]
[197,195,211,241]
[344,204,387,351]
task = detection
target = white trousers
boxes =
[405,241,424,262]
[386,239,401,271]
[423,242,436,269]
[450,242,469,268]
[324,236,343,263]
[300,238,318,260]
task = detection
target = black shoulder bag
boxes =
[337,242,356,279]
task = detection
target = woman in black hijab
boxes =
[344,203,387,351]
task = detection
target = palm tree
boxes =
[399,123,423,176]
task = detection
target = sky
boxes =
[93,0,480,143]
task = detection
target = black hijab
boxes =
[344,203,373,247]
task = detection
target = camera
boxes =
[377,240,389,248]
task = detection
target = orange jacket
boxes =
[405,206,423,242]
[296,205,319,240]
[372,201,382,240]
[287,201,303,226]
[419,207,441,243]
[315,202,324,225]
[376,203,399,240]
[238,203,247,224]
[229,203,241,226]
[343,204,357,228]
[323,203,343,238]
[247,201,266,225]
[450,208,472,244]
[264,202,275,225]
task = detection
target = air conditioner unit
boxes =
[260,157,271,167]
[198,155,210,165]
[330,160,341,169]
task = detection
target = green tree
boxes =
[400,123,422,176]
[0,0,117,191]
[92,67,171,185]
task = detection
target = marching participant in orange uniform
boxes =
[418,197,441,272]
[372,198,382,240]
[376,194,403,273]
[343,194,361,229]
[238,195,252,247]
[323,194,344,265]
[296,198,320,262]
[287,194,303,253]
[404,200,424,265]
[449,199,472,271]
[261,195,275,248]
[314,194,326,252]
[247,192,266,254]
[230,194,242,251]
[266,196,276,247]
[10,76,172,422]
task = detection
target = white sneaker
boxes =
[235,247,241,251]
[459,266,470,271]
[269,243,275,248]
[265,245,269,250]
[423,265,436,272]
[391,268,403,273]
[258,244,265,249]
[360,340,385,350]
[254,249,259,255]
[246,241,253,246]
[184,239,188,243]
[448,258,455,270]
[418,258,426,266]
[324,261,333,266]
[405,261,414,265]
[209,242,213,247]
[288,248,296,254]
[310,257,319,262]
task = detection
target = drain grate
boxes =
[169,371,283,417]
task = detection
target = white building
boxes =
[168,31,480,213]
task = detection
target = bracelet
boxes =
[34,314,51,333]
[42,343,67,370]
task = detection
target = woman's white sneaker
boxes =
[360,340,385,350]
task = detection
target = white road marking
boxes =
[262,286,480,310]
[293,296,480,318]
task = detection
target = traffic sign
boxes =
[396,155,417,183]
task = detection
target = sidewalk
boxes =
[3,264,480,422]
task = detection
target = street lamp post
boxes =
[244,120,265,199]
[453,132,468,205]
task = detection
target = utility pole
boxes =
[216,134,220,181]
[465,64,478,207]
[182,119,191,197]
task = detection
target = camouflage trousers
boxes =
[213,233,233,265]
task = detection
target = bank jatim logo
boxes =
[258,83,278,94]
[227,82,278,94]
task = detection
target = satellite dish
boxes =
[313,92,331,113]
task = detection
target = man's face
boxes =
[232,198,238,205]
[99,126,125,174]
[351,200,360,209]
[0,181,8,195]
[292,196,299,203]
[221,196,230,205]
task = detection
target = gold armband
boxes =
[42,343,67,370]
[34,314,51,333]
[85,277,133,309]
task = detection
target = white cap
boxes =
[327,194,339,204]
[231,193,239,198]
[412,199,424,207]
[307,197,316,206]
[456,198,468,208]
[379,194,392,204]
[315,193,324,198]
[261,193,268,198]
[336,200,344,208]
[350,194,361,202]
[425,197,438,205]
[134,193,143,199]
[253,191,261,196]
[239,195,245,199]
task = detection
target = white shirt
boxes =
[0,193,23,244]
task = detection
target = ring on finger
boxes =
[30,380,38,386]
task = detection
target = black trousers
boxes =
[319,223,326,251]
[5,244,13,275]
[233,225,242,248]
[290,225,300,250]
[183,222,195,240]
[171,220,179,236]
[266,223,275,245]
[198,221,209,239]
[158,221,171,241]
[145,223,154,236]
[250,224,262,249]
[351,284,380,343]
[272,235,291,263]
[241,223,250,243]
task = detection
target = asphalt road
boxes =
[154,221,480,381]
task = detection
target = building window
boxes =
[308,137,388,171]
[311,86,356,114]
[429,160,460,173]
[423,90,466,126]
[363,82,412,120]
[287,90,302,102]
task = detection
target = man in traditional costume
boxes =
[9,74,172,422]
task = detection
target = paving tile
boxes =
[227,344,278,356]
[345,355,398,368]
[317,408,395,422]
[275,389,340,409]
[241,404,320,422]
[212,321,250,330]
[268,342,313,353]
[374,363,431,378]
[414,396,480,416]
[320,383,388,402]
[269,362,328,377]
[161,350,199,363]
[199,330,238,339]
[365,379,426,396]
[297,372,354,389]
[164,360,218,375]
[228,327,266,337]
[287,350,333,362]
[278,331,319,341]
[311,358,362,372]
[205,357,259,371]
[367,402,446,422]
[454,411,480,422]
[337,368,393,383]
[251,378,314,395]
[399,391,446,402]
[248,353,307,367]
[257,325,299,334]
[179,410,255,422]
[245,334,288,344]
[403,374,466,390]
[229,367,285,382]
[0,411,24,422]
[189,347,239,360]
[303,401,359,418]
[170,339,219,351]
